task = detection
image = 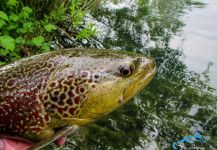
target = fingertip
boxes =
[54,136,67,146]
[0,139,4,150]
[0,138,32,150]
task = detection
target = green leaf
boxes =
[15,37,25,44]
[0,48,9,56]
[23,22,34,32]
[41,43,51,52]
[19,7,33,19]
[7,0,18,7]
[16,28,27,33]
[0,61,6,66]
[0,35,15,51]
[0,19,6,28]
[0,11,9,21]
[31,36,45,47]
[10,51,20,61]
[22,7,33,14]
[7,23,18,31]
[9,14,19,21]
[44,24,57,32]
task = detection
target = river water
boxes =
[170,0,217,91]
[55,0,217,150]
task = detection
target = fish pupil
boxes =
[119,65,132,76]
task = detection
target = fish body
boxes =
[0,48,156,146]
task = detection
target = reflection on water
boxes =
[170,0,217,90]
[46,0,217,149]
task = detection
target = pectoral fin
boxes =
[28,125,78,150]
[61,117,93,125]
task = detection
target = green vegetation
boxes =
[0,0,97,65]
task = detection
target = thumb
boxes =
[0,139,4,150]
[0,138,31,150]
[54,135,68,146]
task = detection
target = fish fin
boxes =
[28,125,78,150]
[61,117,93,125]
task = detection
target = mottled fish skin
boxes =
[0,48,156,141]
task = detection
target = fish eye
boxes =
[118,63,135,76]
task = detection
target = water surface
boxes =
[48,0,217,149]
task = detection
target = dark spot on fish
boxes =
[94,74,99,79]
[74,96,80,104]
[63,113,68,117]
[75,87,79,94]
[7,79,16,87]
[57,107,63,114]
[58,101,65,106]
[81,72,88,78]
[43,95,48,100]
[68,91,74,97]
[60,93,66,101]
[51,104,56,109]
[54,91,59,95]
[50,82,56,88]
[66,98,73,105]
[80,88,85,93]
[69,108,75,115]
[52,96,58,102]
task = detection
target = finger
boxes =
[0,138,32,150]
[54,136,67,146]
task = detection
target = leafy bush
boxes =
[0,0,97,65]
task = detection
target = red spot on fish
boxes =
[57,107,63,114]
[44,95,48,100]
[68,108,75,115]
[44,114,50,122]
[32,127,41,133]
[80,88,85,93]
[74,96,80,104]
[76,87,79,94]
[68,80,73,85]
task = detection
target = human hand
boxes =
[0,136,67,150]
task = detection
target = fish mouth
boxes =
[138,65,156,85]
[122,59,156,101]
